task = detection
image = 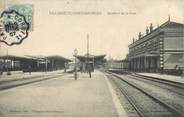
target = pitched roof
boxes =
[129,20,184,48]
[75,54,106,61]
[46,55,71,62]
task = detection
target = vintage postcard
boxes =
[0,0,184,117]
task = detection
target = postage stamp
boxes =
[5,4,34,31]
[0,10,29,46]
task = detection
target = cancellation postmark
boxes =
[0,10,29,46]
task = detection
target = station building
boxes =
[128,19,184,74]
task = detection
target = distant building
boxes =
[128,19,184,74]
[75,54,106,71]
[46,55,71,71]
[106,59,129,70]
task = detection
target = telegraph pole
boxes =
[87,33,89,64]
[86,34,92,78]
[85,34,89,72]
[74,48,78,80]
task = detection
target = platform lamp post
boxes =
[74,48,78,80]
[121,60,123,74]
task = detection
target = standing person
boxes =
[64,63,67,73]
[88,64,92,78]
[80,65,82,73]
[82,64,85,73]
[64,67,66,73]
[28,65,31,75]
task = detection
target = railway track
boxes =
[133,73,184,88]
[128,74,184,96]
[105,71,184,117]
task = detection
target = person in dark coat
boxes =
[88,64,92,78]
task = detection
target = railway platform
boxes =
[0,70,64,82]
[136,72,184,84]
[0,70,127,117]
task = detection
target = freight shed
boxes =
[0,55,71,73]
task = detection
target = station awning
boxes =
[0,55,39,61]
[75,54,106,62]
[129,53,159,59]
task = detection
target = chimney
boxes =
[168,14,170,22]
[138,32,142,39]
[146,27,149,35]
[150,23,153,32]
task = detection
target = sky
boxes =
[0,0,184,59]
